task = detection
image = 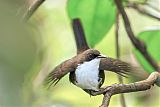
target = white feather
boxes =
[75,58,101,91]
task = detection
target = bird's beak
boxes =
[97,54,107,58]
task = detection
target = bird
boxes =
[45,49,132,95]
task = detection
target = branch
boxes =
[23,0,45,21]
[115,12,126,107]
[114,0,160,72]
[126,2,160,21]
[72,19,90,54]
[91,72,160,107]
[145,2,160,13]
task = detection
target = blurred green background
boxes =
[0,0,160,107]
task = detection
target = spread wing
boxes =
[99,57,132,77]
[45,59,76,87]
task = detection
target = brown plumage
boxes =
[100,58,131,77]
[45,49,132,89]
[46,49,100,86]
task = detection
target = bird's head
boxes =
[78,49,106,62]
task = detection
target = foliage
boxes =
[67,0,116,47]
[134,30,160,73]
[67,0,160,75]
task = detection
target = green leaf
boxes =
[133,30,160,73]
[67,0,116,47]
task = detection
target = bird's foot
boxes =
[90,90,99,96]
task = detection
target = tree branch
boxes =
[126,2,160,21]
[72,19,90,54]
[23,0,45,21]
[114,0,160,72]
[145,2,160,13]
[91,72,160,107]
[115,12,126,107]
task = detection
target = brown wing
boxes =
[45,58,76,87]
[99,57,132,77]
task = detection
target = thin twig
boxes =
[114,0,160,72]
[23,0,45,21]
[145,2,160,12]
[91,72,160,107]
[126,2,160,21]
[115,12,126,107]
[115,13,120,59]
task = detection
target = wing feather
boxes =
[44,59,76,87]
[100,57,132,77]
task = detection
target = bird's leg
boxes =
[90,85,114,96]
[98,78,103,85]
[90,90,98,96]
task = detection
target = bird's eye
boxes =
[88,54,97,61]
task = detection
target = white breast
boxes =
[75,58,101,91]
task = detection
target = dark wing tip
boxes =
[44,71,61,89]
[43,58,74,89]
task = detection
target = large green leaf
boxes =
[133,30,160,73]
[67,0,116,47]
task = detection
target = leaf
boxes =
[67,0,116,47]
[133,30,160,73]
